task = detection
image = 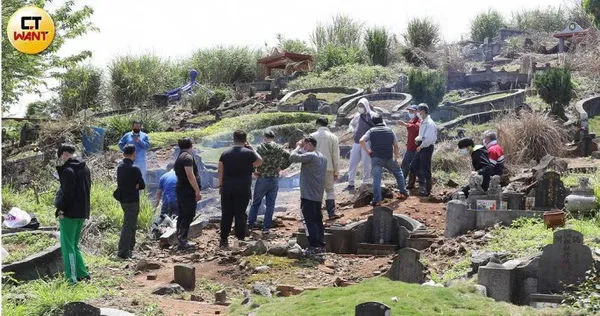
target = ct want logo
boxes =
[6,6,55,54]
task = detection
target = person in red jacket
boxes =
[397,105,421,189]
[483,130,505,176]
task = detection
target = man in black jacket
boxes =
[55,144,91,283]
[116,144,146,259]
[458,138,494,197]
[174,138,202,250]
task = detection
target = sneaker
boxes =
[178,242,196,250]
[344,185,355,192]
[370,201,381,207]
[397,192,409,200]
[219,239,229,249]
[328,214,343,220]
[262,230,270,236]
[77,275,91,282]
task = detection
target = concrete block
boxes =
[174,264,196,290]
[478,263,516,303]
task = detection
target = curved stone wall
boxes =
[2,231,62,282]
[575,95,600,120]
[277,87,364,113]
[432,89,525,122]
[336,93,413,126]
[437,110,505,140]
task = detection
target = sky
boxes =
[6,0,569,117]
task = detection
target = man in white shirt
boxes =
[311,116,341,219]
[411,104,437,196]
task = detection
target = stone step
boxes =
[356,243,397,256]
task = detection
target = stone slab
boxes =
[174,264,196,290]
[386,248,425,284]
[356,243,397,256]
[355,302,391,316]
[478,263,516,303]
[159,218,208,247]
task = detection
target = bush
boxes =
[189,46,260,85]
[25,100,53,119]
[407,68,446,111]
[276,34,314,55]
[510,6,568,32]
[109,55,187,107]
[99,111,166,145]
[56,65,103,117]
[310,14,363,51]
[365,27,393,66]
[534,68,573,120]
[584,0,600,28]
[316,44,364,71]
[471,9,505,42]
[403,17,440,49]
[287,64,397,90]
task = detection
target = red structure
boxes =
[258,49,314,79]
[553,22,590,53]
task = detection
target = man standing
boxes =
[247,130,291,234]
[411,104,437,197]
[483,130,505,176]
[174,138,202,250]
[118,121,150,183]
[311,116,341,220]
[360,114,409,206]
[290,137,328,254]
[218,131,262,248]
[116,144,146,259]
[458,138,494,197]
[155,163,179,217]
[346,98,377,191]
[397,105,421,189]
[55,144,91,283]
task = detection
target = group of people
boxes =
[458,130,505,196]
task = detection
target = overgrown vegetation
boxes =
[470,9,505,42]
[365,27,394,66]
[563,266,600,313]
[311,14,363,52]
[189,46,260,85]
[98,110,167,145]
[584,0,600,28]
[2,232,56,264]
[403,17,440,50]
[287,64,397,90]
[56,65,104,117]
[510,6,569,33]
[534,68,573,120]
[408,68,446,111]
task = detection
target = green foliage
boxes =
[315,44,363,72]
[534,68,573,120]
[408,68,446,111]
[2,185,58,226]
[109,54,187,107]
[275,34,314,55]
[510,6,568,32]
[288,64,396,90]
[56,65,103,117]
[310,14,363,51]
[471,9,505,42]
[189,46,260,85]
[99,111,166,145]
[2,232,56,264]
[584,0,600,27]
[25,100,53,119]
[2,0,96,111]
[1,120,26,144]
[186,90,210,112]
[403,17,440,50]
[563,266,600,313]
[365,27,393,66]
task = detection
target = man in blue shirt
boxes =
[118,121,151,183]
[155,163,179,217]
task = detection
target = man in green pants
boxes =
[55,144,91,283]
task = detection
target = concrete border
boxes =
[574,95,600,120]
[336,92,413,126]
[277,87,364,113]
[2,231,62,282]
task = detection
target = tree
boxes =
[408,69,446,111]
[510,6,568,32]
[315,44,363,72]
[2,0,96,113]
[471,9,505,42]
[365,27,394,66]
[403,17,440,49]
[275,34,314,55]
[583,0,600,28]
[534,68,573,120]
[57,65,103,116]
[310,14,364,51]
[25,100,52,119]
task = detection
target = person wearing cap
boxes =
[397,105,421,189]
[247,130,291,234]
[116,144,146,259]
[482,130,505,176]
[155,162,179,217]
[290,136,328,254]
[310,116,341,220]
[346,98,378,191]
[411,103,437,196]
[360,113,409,206]
[118,121,151,183]
[174,137,202,250]
[457,137,494,197]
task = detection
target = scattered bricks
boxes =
[174,264,196,290]
[146,273,157,281]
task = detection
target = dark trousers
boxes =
[401,150,417,177]
[177,197,196,245]
[220,191,250,241]
[301,198,325,248]
[118,202,140,258]
[411,145,434,192]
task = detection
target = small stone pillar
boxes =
[445,199,473,238]
[504,192,525,210]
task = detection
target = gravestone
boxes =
[302,94,320,112]
[386,248,425,284]
[355,302,391,316]
[503,191,524,210]
[63,302,101,316]
[372,207,394,244]
[537,229,594,293]
[174,264,196,290]
[534,171,568,209]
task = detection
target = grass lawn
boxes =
[228,277,565,316]
[589,116,600,135]
[461,92,513,105]
[2,232,56,264]
[284,92,348,105]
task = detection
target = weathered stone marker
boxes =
[174,264,196,290]
[386,248,425,284]
[355,301,391,316]
[534,171,567,209]
[372,207,393,244]
[63,302,101,316]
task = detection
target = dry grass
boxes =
[496,111,568,164]
[432,140,471,173]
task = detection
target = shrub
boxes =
[310,14,363,51]
[365,27,393,66]
[287,64,396,90]
[25,100,53,119]
[510,6,568,33]
[276,34,314,55]
[56,65,103,117]
[584,0,600,28]
[403,17,440,50]
[407,68,446,111]
[534,68,573,120]
[471,9,505,42]
[316,44,364,71]
[99,111,166,145]
[189,46,260,85]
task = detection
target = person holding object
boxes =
[118,121,151,183]
[360,113,409,207]
[155,162,179,217]
[55,144,91,283]
[458,138,495,197]
[290,136,328,254]
[397,105,421,189]
[116,144,146,259]
[174,138,202,250]
[247,130,291,234]
[410,104,437,197]
[346,98,379,192]
[310,116,342,220]
[218,131,262,249]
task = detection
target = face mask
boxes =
[460,148,469,156]
[358,107,365,114]
[408,113,415,119]
[417,113,423,120]
[132,129,140,133]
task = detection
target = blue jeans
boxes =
[247,177,279,231]
[371,157,408,203]
[401,150,417,177]
[160,200,179,217]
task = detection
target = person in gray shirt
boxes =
[290,136,327,254]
